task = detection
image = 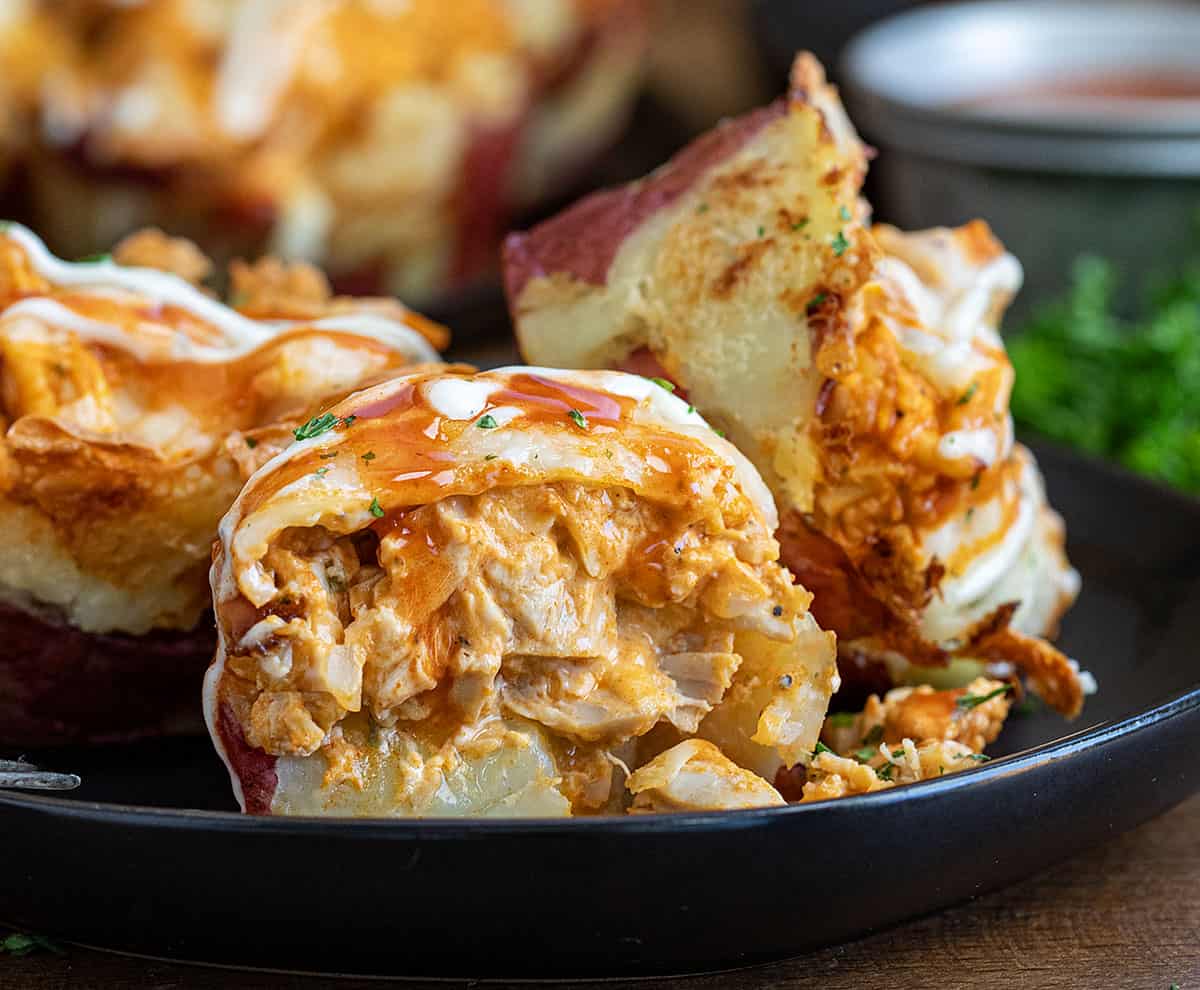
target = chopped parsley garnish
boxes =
[76,252,111,264]
[831,230,851,257]
[1,933,61,957]
[966,753,990,762]
[244,437,258,449]
[568,408,588,430]
[792,219,809,231]
[861,724,884,747]
[293,412,339,441]
[477,414,498,430]
[361,451,376,461]
[853,745,879,763]
[696,203,710,214]
[971,472,982,490]
[812,741,834,758]
[957,382,979,406]
[313,467,329,478]
[687,404,696,415]
[956,684,1012,710]
[839,205,852,221]
[876,762,895,781]
[368,497,384,518]
[649,377,675,392]
[713,426,727,438]
[828,712,856,728]
[341,415,357,427]
[756,225,765,238]
[484,453,498,461]
[806,292,828,315]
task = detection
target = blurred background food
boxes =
[1,0,1198,491]
[0,0,649,308]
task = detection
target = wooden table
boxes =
[4,794,1196,989]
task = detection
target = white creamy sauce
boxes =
[489,366,777,527]
[880,249,1023,396]
[217,368,787,609]
[0,224,437,364]
[481,405,524,428]
[938,428,998,467]
[422,377,497,421]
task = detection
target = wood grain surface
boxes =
[3,794,1196,990]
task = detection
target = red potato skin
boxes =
[503,101,786,299]
[0,601,215,747]
[216,702,277,815]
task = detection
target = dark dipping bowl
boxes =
[841,0,1200,315]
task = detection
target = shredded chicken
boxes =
[800,675,1012,801]
[222,481,813,810]
[824,676,1013,755]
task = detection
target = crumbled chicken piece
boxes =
[801,737,986,802]
[113,228,213,285]
[627,739,784,813]
[823,676,1012,755]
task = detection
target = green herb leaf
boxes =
[831,230,850,257]
[293,413,339,441]
[853,745,879,763]
[956,684,1012,710]
[966,753,990,762]
[76,252,111,264]
[812,741,834,758]
[368,497,384,518]
[957,381,979,406]
[806,292,828,315]
[687,404,696,415]
[792,218,810,231]
[827,711,857,728]
[1010,253,1200,493]
[861,724,884,747]
[361,451,376,461]
[244,437,258,449]
[1,933,62,957]
[876,762,895,781]
[568,408,588,431]
[649,377,675,392]
[313,466,329,478]
[477,414,498,430]
[756,225,765,238]
[839,205,852,221]
[484,453,498,461]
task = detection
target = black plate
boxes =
[2,442,1198,979]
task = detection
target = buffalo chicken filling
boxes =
[219,481,813,815]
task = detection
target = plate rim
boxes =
[4,681,1197,835]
